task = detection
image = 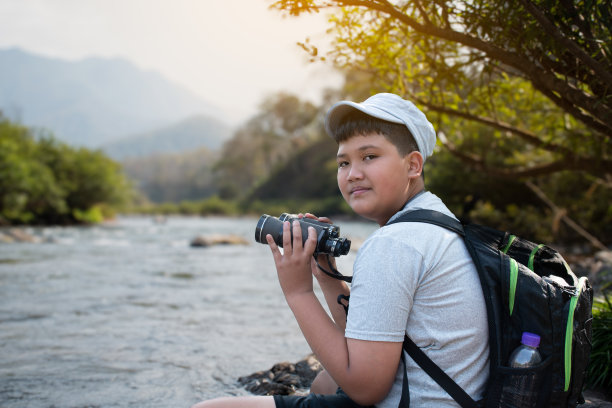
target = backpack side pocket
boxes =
[485,357,553,408]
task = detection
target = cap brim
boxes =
[324,101,404,139]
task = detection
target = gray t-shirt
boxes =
[345,191,490,408]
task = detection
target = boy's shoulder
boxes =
[358,191,460,256]
[387,191,457,224]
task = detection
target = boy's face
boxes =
[336,132,419,226]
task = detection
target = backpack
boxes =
[388,209,593,408]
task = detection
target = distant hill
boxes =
[102,114,232,160]
[0,48,225,147]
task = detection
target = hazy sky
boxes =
[0,0,343,123]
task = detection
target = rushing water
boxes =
[0,215,377,408]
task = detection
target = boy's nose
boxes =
[347,164,364,181]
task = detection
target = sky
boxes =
[0,0,343,123]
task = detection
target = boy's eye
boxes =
[364,154,377,161]
[337,161,349,168]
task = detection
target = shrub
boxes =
[587,294,612,393]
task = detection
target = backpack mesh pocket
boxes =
[485,357,552,408]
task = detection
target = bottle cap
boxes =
[521,332,541,348]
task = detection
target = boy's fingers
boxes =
[304,226,317,254]
[304,212,331,224]
[266,234,281,259]
[282,221,292,254]
[292,220,303,253]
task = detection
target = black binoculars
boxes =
[255,213,351,257]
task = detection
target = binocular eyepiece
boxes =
[255,213,351,257]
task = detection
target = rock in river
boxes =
[190,234,249,248]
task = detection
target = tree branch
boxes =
[412,96,575,156]
[328,0,612,134]
[273,0,612,134]
[444,148,577,178]
[527,75,612,137]
[518,0,612,86]
[558,0,607,61]
[437,129,612,179]
[525,180,608,251]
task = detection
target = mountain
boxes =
[102,114,232,160]
[0,48,225,147]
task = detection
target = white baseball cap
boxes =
[324,93,437,161]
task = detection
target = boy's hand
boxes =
[302,213,339,281]
[266,220,317,300]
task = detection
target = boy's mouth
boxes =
[350,186,370,196]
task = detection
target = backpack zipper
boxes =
[564,276,588,391]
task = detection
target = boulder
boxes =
[583,390,612,408]
[0,228,40,243]
[569,250,612,294]
[238,354,322,396]
[190,234,248,248]
[0,231,14,243]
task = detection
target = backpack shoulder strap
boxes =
[389,209,465,237]
[402,336,479,408]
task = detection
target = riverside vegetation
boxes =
[0,115,132,225]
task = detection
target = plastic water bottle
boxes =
[499,332,542,408]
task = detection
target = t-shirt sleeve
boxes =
[344,230,425,343]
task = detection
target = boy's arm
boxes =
[267,221,401,406]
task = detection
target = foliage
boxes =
[247,136,340,201]
[269,0,612,248]
[587,294,612,393]
[121,148,217,203]
[426,144,612,244]
[246,197,352,219]
[0,116,133,225]
[127,196,240,217]
[73,206,106,224]
[213,92,321,199]
[271,0,612,179]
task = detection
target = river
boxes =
[0,215,377,408]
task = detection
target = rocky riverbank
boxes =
[238,354,322,397]
[238,355,612,407]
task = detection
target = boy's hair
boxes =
[333,110,420,157]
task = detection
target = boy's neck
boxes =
[403,187,426,209]
[407,177,426,200]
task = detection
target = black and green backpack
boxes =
[390,209,593,408]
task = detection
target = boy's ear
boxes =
[406,151,424,179]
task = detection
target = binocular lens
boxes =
[255,214,283,246]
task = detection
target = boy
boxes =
[192,93,489,408]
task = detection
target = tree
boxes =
[121,148,217,203]
[271,0,611,180]
[0,115,133,225]
[213,93,321,199]
[271,0,612,246]
[0,120,67,223]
